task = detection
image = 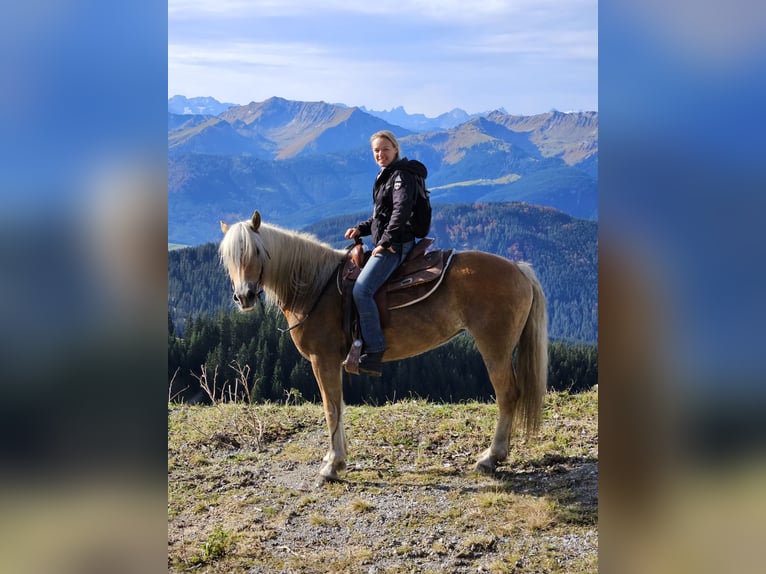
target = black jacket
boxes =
[355,157,428,249]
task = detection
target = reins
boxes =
[276,240,360,334]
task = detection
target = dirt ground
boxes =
[168,391,598,573]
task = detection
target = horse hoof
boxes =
[474,459,497,475]
[318,462,342,483]
[314,475,334,488]
[316,472,342,488]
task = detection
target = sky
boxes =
[168,0,598,117]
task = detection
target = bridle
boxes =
[232,242,270,311]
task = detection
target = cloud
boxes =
[168,38,408,109]
[169,0,596,24]
[460,29,598,61]
[169,41,328,68]
[168,1,598,115]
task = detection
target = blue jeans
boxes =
[353,241,414,353]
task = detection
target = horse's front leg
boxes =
[311,357,347,482]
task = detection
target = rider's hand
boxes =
[372,244,396,257]
[344,227,360,239]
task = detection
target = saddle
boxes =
[339,238,454,373]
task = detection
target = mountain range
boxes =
[168,95,495,132]
[168,95,238,116]
[168,96,597,246]
[358,105,501,132]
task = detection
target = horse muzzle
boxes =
[232,282,260,310]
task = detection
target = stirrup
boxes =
[343,339,364,375]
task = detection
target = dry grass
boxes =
[168,389,598,572]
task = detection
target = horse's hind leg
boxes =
[476,364,519,473]
[473,336,520,474]
[311,358,348,482]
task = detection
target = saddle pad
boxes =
[386,249,450,293]
[386,250,454,309]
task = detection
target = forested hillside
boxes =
[168,306,596,405]
[169,202,596,342]
[168,202,597,404]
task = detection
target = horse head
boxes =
[219,210,267,311]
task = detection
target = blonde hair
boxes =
[370,130,400,159]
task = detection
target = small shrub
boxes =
[188,525,233,566]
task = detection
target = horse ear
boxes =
[250,210,261,232]
[220,221,229,234]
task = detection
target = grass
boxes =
[168,389,598,572]
[348,498,375,513]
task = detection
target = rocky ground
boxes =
[168,390,598,573]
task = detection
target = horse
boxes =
[219,210,548,482]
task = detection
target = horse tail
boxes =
[516,262,548,436]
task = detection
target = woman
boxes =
[344,130,428,377]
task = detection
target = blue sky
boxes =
[168,0,598,117]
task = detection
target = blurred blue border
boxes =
[601,1,766,386]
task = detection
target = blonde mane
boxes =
[219,220,346,314]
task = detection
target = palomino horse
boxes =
[219,211,548,482]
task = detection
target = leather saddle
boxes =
[339,238,454,332]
